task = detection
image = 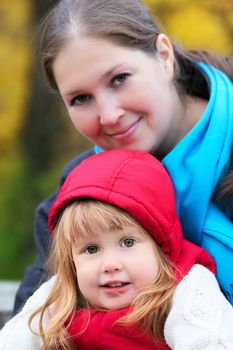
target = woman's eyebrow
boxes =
[63,63,127,97]
[102,63,126,80]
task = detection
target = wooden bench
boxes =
[0,281,20,329]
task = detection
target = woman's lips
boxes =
[106,117,141,141]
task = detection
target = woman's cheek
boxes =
[71,111,100,138]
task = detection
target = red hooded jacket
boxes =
[49,149,215,349]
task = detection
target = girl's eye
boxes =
[84,245,99,254]
[121,238,136,248]
[111,73,131,87]
[71,94,92,106]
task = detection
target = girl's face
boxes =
[53,35,186,157]
[72,226,159,310]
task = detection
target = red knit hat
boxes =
[48,149,215,278]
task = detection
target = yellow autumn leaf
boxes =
[0,0,32,154]
[166,4,232,54]
[143,0,232,55]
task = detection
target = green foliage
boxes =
[0,150,35,279]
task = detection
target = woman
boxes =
[13,0,233,314]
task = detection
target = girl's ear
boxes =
[155,34,175,81]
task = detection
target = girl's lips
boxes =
[106,117,142,141]
[101,282,131,294]
[101,281,130,288]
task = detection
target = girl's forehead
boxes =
[62,200,157,248]
[74,224,154,244]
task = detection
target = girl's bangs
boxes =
[57,199,145,242]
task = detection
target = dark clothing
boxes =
[13,148,95,315]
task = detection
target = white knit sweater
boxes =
[0,265,232,349]
[164,265,233,349]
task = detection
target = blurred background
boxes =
[0,0,232,282]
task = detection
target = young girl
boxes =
[2,149,233,350]
[13,0,233,314]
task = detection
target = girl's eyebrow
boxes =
[63,63,127,97]
[76,234,99,245]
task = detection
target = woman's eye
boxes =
[111,73,130,87]
[121,238,136,248]
[84,245,99,254]
[71,94,91,106]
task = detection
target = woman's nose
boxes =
[97,94,124,126]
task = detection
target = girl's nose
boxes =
[101,254,123,274]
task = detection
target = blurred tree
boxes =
[144,0,233,54]
[21,0,61,175]
[22,0,91,177]
[0,0,90,279]
[0,0,33,279]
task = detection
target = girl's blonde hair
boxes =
[30,199,177,349]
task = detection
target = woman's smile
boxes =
[105,117,142,141]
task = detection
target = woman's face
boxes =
[53,35,184,157]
